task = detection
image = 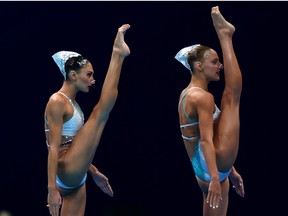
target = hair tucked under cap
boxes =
[52,51,81,79]
[174,44,200,74]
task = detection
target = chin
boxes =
[82,89,89,93]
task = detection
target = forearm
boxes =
[229,165,238,177]
[47,147,59,190]
[201,141,219,181]
[230,166,236,173]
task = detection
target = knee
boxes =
[221,89,241,105]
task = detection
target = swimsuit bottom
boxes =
[191,142,231,182]
[56,173,87,189]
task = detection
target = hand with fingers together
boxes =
[47,188,62,216]
[207,178,222,209]
[91,170,114,197]
[229,167,245,197]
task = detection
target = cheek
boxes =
[204,64,214,72]
[208,64,218,71]
[79,76,90,84]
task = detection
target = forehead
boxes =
[206,49,219,60]
[81,62,94,73]
[209,49,218,58]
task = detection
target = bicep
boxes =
[197,94,215,142]
[45,99,65,146]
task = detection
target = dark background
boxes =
[0,1,286,215]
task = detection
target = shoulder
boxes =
[47,92,66,104]
[46,92,67,114]
[186,89,214,104]
[187,90,215,113]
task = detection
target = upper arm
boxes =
[45,95,66,148]
[196,93,215,143]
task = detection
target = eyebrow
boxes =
[211,57,219,61]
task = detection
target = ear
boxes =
[195,61,203,72]
[69,70,78,81]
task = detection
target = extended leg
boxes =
[58,24,131,186]
[211,6,243,171]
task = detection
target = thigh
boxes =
[61,117,107,176]
[213,104,240,170]
[60,183,87,216]
[57,118,107,185]
[201,178,229,216]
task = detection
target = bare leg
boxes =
[194,8,241,216]
[60,184,86,216]
[211,6,242,171]
[58,24,131,186]
[198,178,229,216]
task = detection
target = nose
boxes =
[91,80,95,85]
[218,64,223,70]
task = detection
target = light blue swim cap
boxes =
[175,44,200,74]
[52,51,81,79]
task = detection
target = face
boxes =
[75,62,95,92]
[202,49,223,82]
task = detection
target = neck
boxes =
[189,77,209,91]
[59,83,77,101]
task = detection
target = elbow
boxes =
[48,144,59,156]
[200,139,212,147]
[199,139,215,151]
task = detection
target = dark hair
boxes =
[187,45,211,72]
[64,55,90,79]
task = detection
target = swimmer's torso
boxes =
[178,86,220,158]
[44,91,84,150]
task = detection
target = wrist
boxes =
[211,176,220,182]
[47,185,57,191]
[229,167,236,176]
[89,165,99,175]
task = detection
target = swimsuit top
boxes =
[45,92,84,146]
[178,87,221,140]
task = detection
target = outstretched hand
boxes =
[229,169,245,197]
[91,171,114,197]
[113,24,131,57]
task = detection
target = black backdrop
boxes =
[0,1,286,215]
